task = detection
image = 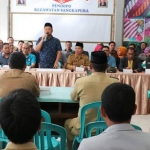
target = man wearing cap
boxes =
[35,23,62,68]
[28,41,39,68]
[66,42,90,70]
[64,51,119,150]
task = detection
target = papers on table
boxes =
[123,69,133,73]
[75,67,84,72]
[40,86,51,94]
[2,65,9,69]
[36,69,63,72]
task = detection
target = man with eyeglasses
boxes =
[118,47,142,73]
[102,46,116,68]
[22,43,36,68]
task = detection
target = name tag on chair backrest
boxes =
[123,69,133,73]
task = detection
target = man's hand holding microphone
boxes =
[41,33,48,42]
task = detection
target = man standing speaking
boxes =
[36,23,62,68]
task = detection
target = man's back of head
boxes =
[78,83,150,150]
[0,89,41,144]
[90,51,108,72]
[9,52,26,70]
[101,83,136,123]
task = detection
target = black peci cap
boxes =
[90,51,107,64]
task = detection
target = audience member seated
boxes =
[137,42,147,56]
[142,47,150,69]
[15,40,24,52]
[59,41,73,68]
[65,51,119,150]
[78,83,150,150]
[28,41,39,68]
[94,43,103,52]
[115,46,127,68]
[138,53,146,63]
[102,46,116,68]
[0,52,40,98]
[109,41,117,58]
[118,47,142,73]
[22,43,36,68]
[9,43,14,54]
[0,43,10,66]
[66,42,90,71]
[0,39,3,55]
[7,37,17,51]
[129,43,136,49]
[0,89,41,150]
[117,46,127,59]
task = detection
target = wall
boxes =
[114,0,125,47]
[0,0,125,50]
[0,0,9,41]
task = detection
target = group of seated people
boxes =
[0,38,39,68]
[60,40,149,73]
[0,51,150,150]
[0,37,149,73]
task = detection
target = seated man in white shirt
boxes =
[0,89,41,150]
[78,83,150,150]
[22,43,36,68]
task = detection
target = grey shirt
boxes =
[78,123,150,150]
[59,49,73,66]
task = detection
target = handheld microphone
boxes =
[44,34,47,41]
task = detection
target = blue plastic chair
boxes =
[72,101,102,150]
[0,109,52,149]
[131,124,142,131]
[41,109,51,123]
[0,98,9,148]
[39,122,67,150]
[147,90,150,99]
[58,62,62,68]
[34,110,63,150]
[85,121,107,138]
[34,109,51,149]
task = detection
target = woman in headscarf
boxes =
[94,43,103,52]
[117,46,127,58]
[142,46,150,69]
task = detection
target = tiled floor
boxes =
[131,114,150,132]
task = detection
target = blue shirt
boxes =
[0,53,10,66]
[36,36,62,68]
[26,54,36,66]
[108,55,116,67]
